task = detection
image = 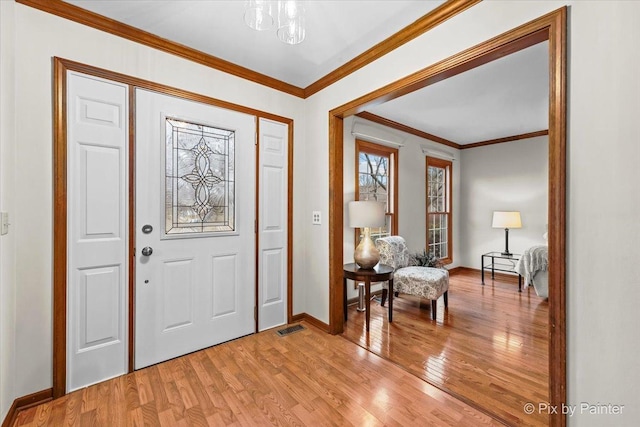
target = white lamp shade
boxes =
[348,201,386,228]
[492,211,522,229]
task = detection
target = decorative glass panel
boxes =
[165,118,235,235]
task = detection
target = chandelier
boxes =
[244,0,306,45]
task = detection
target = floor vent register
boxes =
[276,324,305,337]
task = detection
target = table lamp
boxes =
[348,201,386,269]
[492,211,522,256]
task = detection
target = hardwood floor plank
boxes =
[342,269,548,426]
[145,365,171,413]
[13,319,504,426]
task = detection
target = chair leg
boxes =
[443,290,448,308]
[394,291,399,297]
[431,299,437,320]
[381,289,388,307]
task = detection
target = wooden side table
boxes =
[343,263,394,331]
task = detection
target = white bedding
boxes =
[515,245,549,298]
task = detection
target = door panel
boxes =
[135,89,256,369]
[258,119,288,330]
[211,254,238,317]
[79,266,120,348]
[161,259,194,330]
[67,72,128,392]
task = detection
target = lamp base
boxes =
[354,227,380,269]
[501,251,513,257]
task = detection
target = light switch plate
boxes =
[312,211,321,225]
[1,212,8,235]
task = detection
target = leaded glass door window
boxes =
[165,117,235,236]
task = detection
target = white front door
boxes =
[134,89,256,369]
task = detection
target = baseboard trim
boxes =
[446,266,465,275]
[2,388,53,427]
[460,266,520,283]
[290,313,330,333]
[346,289,383,306]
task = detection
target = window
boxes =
[426,157,452,264]
[355,140,398,243]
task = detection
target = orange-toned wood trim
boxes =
[329,115,344,335]
[445,266,465,275]
[346,289,384,305]
[461,129,549,149]
[255,119,261,332]
[52,58,67,400]
[287,122,294,323]
[547,7,567,427]
[356,112,461,149]
[255,122,261,331]
[304,0,482,97]
[426,156,453,265]
[354,139,399,247]
[460,266,522,284]
[53,57,294,398]
[1,388,53,427]
[55,59,293,124]
[328,7,566,426]
[16,0,305,98]
[127,86,135,373]
[17,1,480,100]
[290,314,330,333]
[336,31,550,119]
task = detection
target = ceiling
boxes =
[64,0,445,88]
[365,41,549,145]
[61,0,548,144]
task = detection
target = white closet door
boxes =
[67,71,128,392]
[258,118,288,331]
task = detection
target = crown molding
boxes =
[16,0,480,100]
[356,112,460,149]
[16,0,306,97]
[304,0,482,98]
[461,129,549,149]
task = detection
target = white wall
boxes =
[301,1,640,425]
[459,137,548,268]
[3,3,305,404]
[0,0,17,421]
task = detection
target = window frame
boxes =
[355,139,398,245]
[426,156,453,265]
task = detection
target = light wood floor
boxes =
[14,321,503,426]
[342,269,549,426]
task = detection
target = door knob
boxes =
[141,246,153,256]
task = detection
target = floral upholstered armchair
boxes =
[375,236,449,320]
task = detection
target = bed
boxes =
[514,245,548,299]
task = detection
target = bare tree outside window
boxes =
[356,140,397,243]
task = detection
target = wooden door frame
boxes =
[52,57,295,398]
[328,8,566,427]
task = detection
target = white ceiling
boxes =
[364,41,549,145]
[64,0,445,88]
[62,1,548,144]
